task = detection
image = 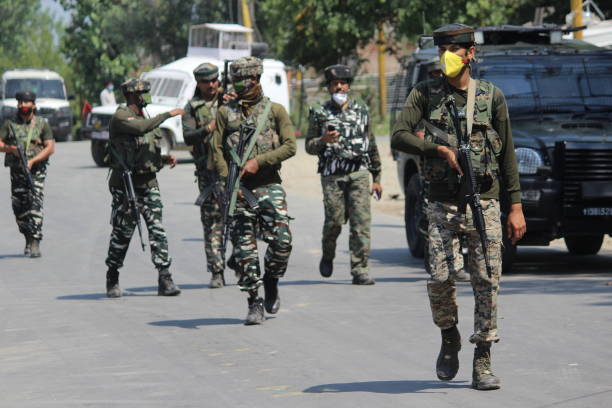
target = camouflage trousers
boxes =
[426,199,502,344]
[10,164,47,240]
[231,183,292,292]
[197,174,224,275]
[105,186,171,271]
[321,170,371,276]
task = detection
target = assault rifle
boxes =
[194,170,223,207]
[121,169,147,252]
[7,124,35,194]
[445,98,493,278]
[218,59,231,106]
[220,124,259,260]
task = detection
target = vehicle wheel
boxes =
[502,236,517,274]
[564,234,604,255]
[91,140,108,167]
[160,130,173,156]
[405,173,425,258]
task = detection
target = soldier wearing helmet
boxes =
[212,56,296,325]
[104,78,185,298]
[182,62,234,289]
[391,23,526,390]
[305,64,382,285]
[0,90,55,257]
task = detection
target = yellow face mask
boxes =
[440,50,468,78]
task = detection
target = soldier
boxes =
[212,56,296,325]
[391,24,527,390]
[182,63,226,289]
[104,78,184,298]
[305,64,382,285]
[0,91,55,258]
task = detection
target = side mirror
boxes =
[67,94,76,101]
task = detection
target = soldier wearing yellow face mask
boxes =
[391,24,526,391]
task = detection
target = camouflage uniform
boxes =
[306,98,382,277]
[105,79,179,293]
[0,112,53,242]
[212,57,296,295]
[182,63,224,277]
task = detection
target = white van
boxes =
[1,69,73,141]
[86,23,290,166]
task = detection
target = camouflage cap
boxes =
[15,90,36,102]
[230,56,263,78]
[120,78,151,95]
[324,64,353,83]
[433,23,475,46]
[194,63,219,81]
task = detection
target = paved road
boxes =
[1,140,611,407]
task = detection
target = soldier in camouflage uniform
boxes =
[0,91,55,258]
[392,24,526,390]
[212,57,296,325]
[306,64,382,285]
[104,78,184,298]
[182,63,227,289]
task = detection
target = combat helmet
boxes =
[433,23,475,46]
[194,63,219,81]
[324,64,353,84]
[230,56,263,79]
[120,78,151,95]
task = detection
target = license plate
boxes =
[582,207,612,216]
[91,130,109,140]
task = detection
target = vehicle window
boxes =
[5,79,65,99]
[151,78,183,98]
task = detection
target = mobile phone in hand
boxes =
[373,190,381,201]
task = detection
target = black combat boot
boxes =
[24,235,32,257]
[319,258,333,278]
[245,294,264,325]
[29,239,41,258]
[352,272,375,285]
[158,269,181,296]
[436,326,461,380]
[263,274,280,314]
[209,272,225,289]
[472,342,501,390]
[106,268,121,298]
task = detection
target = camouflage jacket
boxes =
[212,95,296,190]
[306,98,381,183]
[0,115,53,168]
[182,94,219,172]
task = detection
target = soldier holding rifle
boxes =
[0,91,55,258]
[104,79,183,298]
[212,57,296,325]
[391,24,526,390]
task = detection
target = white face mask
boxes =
[332,92,348,106]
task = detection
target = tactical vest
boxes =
[310,99,370,176]
[189,97,218,171]
[4,116,47,168]
[422,78,503,192]
[224,97,280,169]
[108,108,163,174]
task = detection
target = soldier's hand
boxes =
[169,108,185,117]
[27,159,34,169]
[4,145,19,156]
[437,145,463,176]
[321,130,339,144]
[206,120,216,133]
[507,203,527,244]
[371,183,383,200]
[240,158,259,177]
[223,92,237,103]
[166,155,177,168]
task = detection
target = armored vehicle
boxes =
[390,25,612,271]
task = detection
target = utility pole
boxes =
[571,0,584,40]
[377,23,387,119]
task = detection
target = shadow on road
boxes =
[370,247,420,267]
[303,380,470,394]
[57,283,211,300]
[372,224,404,229]
[0,253,25,259]
[279,279,347,286]
[509,247,612,275]
[149,318,244,329]
[125,283,208,292]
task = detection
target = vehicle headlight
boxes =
[515,147,543,175]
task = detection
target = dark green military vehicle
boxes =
[390,25,612,271]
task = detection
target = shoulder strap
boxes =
[466,78,477,137]
[239,99,272,166]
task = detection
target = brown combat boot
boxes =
[472,342,501,390]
